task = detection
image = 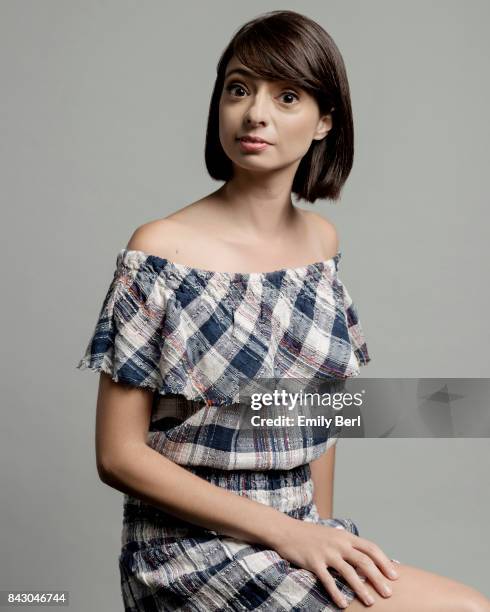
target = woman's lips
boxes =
[238,138,270,152]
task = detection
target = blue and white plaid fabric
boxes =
[77,248,374,610]
[77,248,371,467]
[119,463,364,611]
[77,248,370,403]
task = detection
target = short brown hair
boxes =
[204,10,354,203]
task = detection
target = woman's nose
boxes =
[244,91,270,125]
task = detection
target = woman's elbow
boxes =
[96,444,144,485]
[97,456,116,484]
[96,448,124,484]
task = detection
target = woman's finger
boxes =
[343,551,395,599]
[352,537,399,580]
[327,557,376,607]
[313,563,352,609]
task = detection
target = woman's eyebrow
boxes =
[224,67,260,80]
[224,68,297,88]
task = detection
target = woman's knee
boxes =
[345,562,490,612]
[394,564,490,612]
[463,591,490,612]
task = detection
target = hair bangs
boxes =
[230,28,318,94]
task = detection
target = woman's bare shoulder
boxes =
[126,196,218,260]
[300,209,339,258]
[126,219,176,257]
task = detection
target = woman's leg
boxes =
[346,562,490,611]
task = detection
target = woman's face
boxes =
[218,55,331,174]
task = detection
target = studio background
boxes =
[1,1,489,610]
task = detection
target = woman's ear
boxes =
[313,112,333,141]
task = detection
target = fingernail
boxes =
[388,568,398,578]
[365,594,375,605]
[383,584,392,596]
[340,597,349,608]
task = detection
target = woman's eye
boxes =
[225,83,299,105]
[279,91,299,105]
[226,83,247,97]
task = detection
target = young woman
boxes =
[77,10,490,611]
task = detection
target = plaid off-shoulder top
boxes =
[77,248,371,470]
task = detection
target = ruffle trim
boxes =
[77,248,371,406]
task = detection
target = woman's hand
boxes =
[270,517,399,608]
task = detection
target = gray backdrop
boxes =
[1,1,489,609]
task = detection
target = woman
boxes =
[77,10,490,611]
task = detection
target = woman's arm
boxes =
[96,372,292,548]
[97,375,399,609]
[310,445,336,519]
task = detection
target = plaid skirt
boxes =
[118,463,373,611]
